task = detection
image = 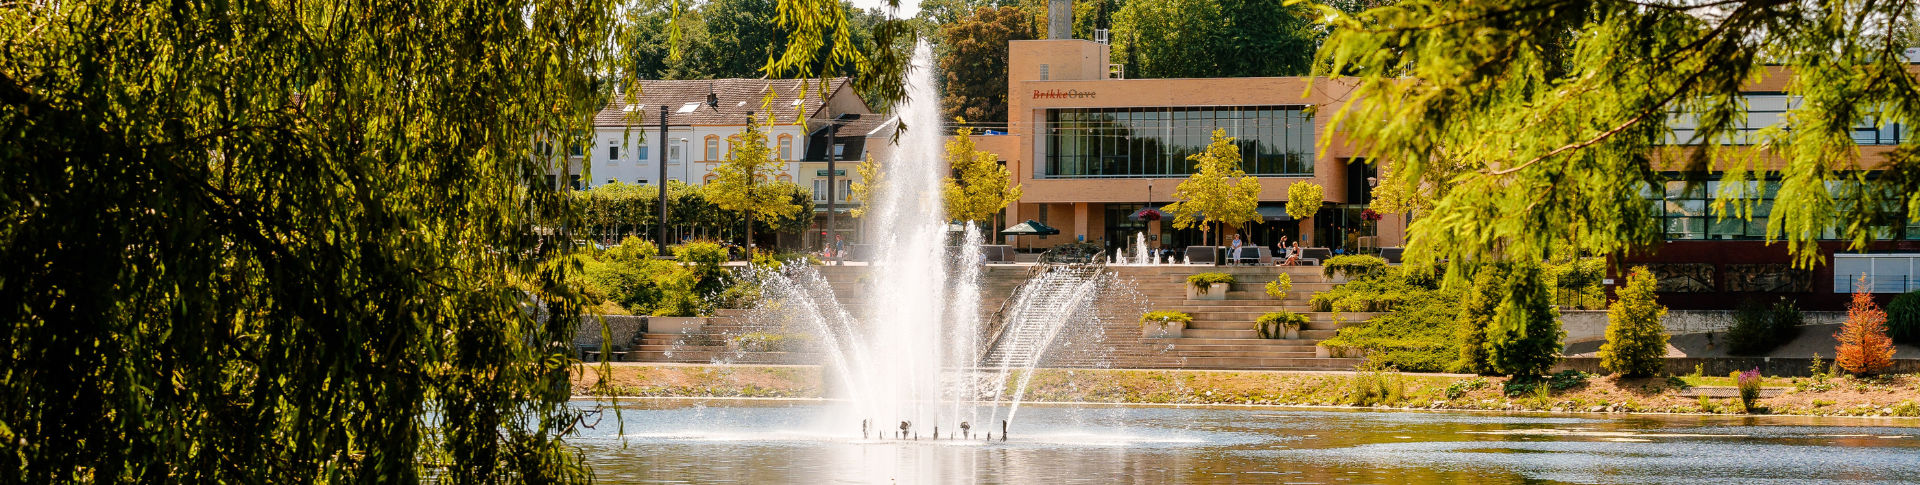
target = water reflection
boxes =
[572,399,1920,484]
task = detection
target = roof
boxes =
[593,78,855,127]
[803,115,892,162]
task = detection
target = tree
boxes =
[1163,129,1262,246]
[944,119,1024,228]
[704,116,805,249]
[1486,263,1564,377]
[1835,282,1897,376]
[1286,181,1324,221]
[1314,0,1920,271]
[1454,264,1506,375]
[850,154,884,219]
[0,0,617,481]
[1110,0,1317,79]
[941,7,1035,125]
[1599,267,1668,377]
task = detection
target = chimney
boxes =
[1048,0,1071,40]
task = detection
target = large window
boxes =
[1834,254,1920,293]
[1667,95,1905,145]
[704,136,720,161]
[1044,106,1314,178]
[1649,179,1920,240]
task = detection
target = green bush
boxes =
[1727,297,1804,355]
[1309,292,1335,312]
[1599,267,1668,377]
[1347,368,1405,406]
[1139,310,1192,328]
[1887,290,1920,345]
[1444,377,1488,399]
[733,332,813,352]
[1320,286,1466,372]
[1548,258,1607,309]
[1187,273,1235,294]
[1265,273,1293,300]
[1484,263,1563,377]
[1255,311,1310,339]
[1453,265,1507,375]
[1502,370,1588,397]
[1323,255,1387,280]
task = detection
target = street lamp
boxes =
[657,105,670,256]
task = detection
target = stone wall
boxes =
[1560,310,1848,344]
[1556,357,1920,378]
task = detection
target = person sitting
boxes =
[1286,242,1301,266]
[1228,235,1244,265]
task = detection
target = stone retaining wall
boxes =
[1561,310,1849,344]
[1555,357,1920,378]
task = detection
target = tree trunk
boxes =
[746,212,754,257]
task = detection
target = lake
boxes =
[571,398,1920,484]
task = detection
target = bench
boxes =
[1184,246,1217,265]
[575,315,645,362]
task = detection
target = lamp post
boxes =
[657,105,670,256]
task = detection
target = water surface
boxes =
[572,399,1920,484]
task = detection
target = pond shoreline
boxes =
[573,364,1920,418]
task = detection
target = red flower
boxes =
[1361,209,1383,221]
[1138,209,1162,221]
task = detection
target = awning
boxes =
[1257,206,1293,222]
[1000,220,1061,236]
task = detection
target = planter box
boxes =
[1186,283,1229,301]
[1143,321,1186,338]
[647,316,706,334]
[1317,345,1366,358]
[1285,327,1300,340]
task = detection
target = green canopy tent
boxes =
[999,220,1061,251]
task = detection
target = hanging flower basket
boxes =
[1137,209,1163,221]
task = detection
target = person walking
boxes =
[832,235,847,266]
[1274,237,1290,266]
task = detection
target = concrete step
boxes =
[1181,329,1257,339]
[627,351,822,364]
[1168,343,1321,352]
[1167,350,1319,358]
[1151,337,1322,346]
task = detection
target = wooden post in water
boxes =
[1002,420,1007,441]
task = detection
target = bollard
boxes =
[1002,420,1007,441]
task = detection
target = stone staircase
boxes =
[620,263,1375,372]
[1106,266,1371,371]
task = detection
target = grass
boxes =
[574,364,1920,417]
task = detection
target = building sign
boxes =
[816,169,846,176]
[1033,89,1095,99]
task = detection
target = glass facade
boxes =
[1045,106,1314,178]
[1666,95,1905,145]
[1649,179,1920,240]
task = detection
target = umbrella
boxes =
[1000,220,1060,236]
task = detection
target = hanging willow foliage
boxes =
[0,0,621,481]
[1315,0,1920,269]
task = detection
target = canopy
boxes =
[1000,220,1060,236]
[1257,206,1293,222]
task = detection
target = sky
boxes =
[848,0,921,17]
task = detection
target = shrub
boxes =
[1265,273,1292,300]
[1485,263,1563,377]
[1323,255,1387,280]
[1140,310,1192,328]
[1834,286,1896,376]
[734,332,813,352]
[1309,292,1335,312]
[1444,377,1488,399]
[1347,368,1404,406]
[1454,264,1507,375]
[1728,297,1802,355]
[1599,267,1668,377]
[1255,311,1309,339]
[1187,273,1235,293]
[1320,286,1466,373]
[1887,290,1920,345]
[1735,368,1763,413]
[1548,258,1607,309]
[1502,370,1588,397]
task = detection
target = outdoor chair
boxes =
[1185,246,1217,265]
[1380,247,1405,264]
[1299,247,1332,266]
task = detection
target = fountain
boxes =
[735,40,1137,440]
[1135,232,1151,266]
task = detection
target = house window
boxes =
[607,146,619,161]
[813,180,827,201]
[779,135,794,160]
[668,145,681,164]
[606,178,616,186]
[568,175,581,190]
[705,136,720,161]
[1039,64,1050,80]
[777,174,791,183]
[637,146,649,162]
[703,174,717,185]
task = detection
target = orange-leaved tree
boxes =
[1834,279,1896,376]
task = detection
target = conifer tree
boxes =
[1486,263,1563,377]
[1835,282,1897,376]
[1600,267,1669,377]
[1454,265,1507,375]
